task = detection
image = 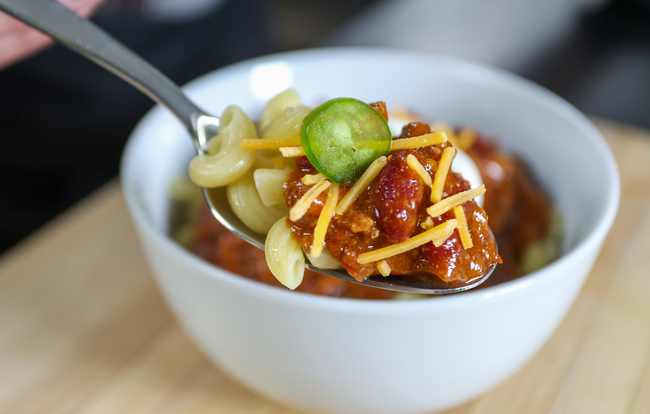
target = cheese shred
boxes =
[406,154,432,186]
[454,206,473,249]
[431,146,456,203]
[289,178,331,222]
[390,132,448,151]
[310,183,340,258]
[302,173,325,185]
[240,136,301,150]
[426,185,486,218]
[377,260,391,276]
[357,219,458,264]
[335,156,388,215]
[421,216,434,230]
[280,146,306,157]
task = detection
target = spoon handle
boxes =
[0,0,206,140]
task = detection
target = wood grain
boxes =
[1,119,649,414]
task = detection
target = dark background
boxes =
[0,0,648,254]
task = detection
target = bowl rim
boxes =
[121,46,620,312]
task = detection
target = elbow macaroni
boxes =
[265,218,305,290]
[253,169,290,207]
[189,105,257,187]
[189,89,312,289]
[307,249,343,270]
[227,171,286,235]
[262,105,310,140]
[260,88,303,131]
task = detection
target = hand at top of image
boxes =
[0,0,105,70]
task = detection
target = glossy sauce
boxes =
[284,121,501,284]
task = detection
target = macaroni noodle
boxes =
[265,217,305,290]
[226,171,286,235]
[189,105,256,187]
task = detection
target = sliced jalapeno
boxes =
[300,97,392,183]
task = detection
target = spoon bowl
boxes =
[0,0,494,293]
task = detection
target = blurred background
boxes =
[1,0,648,254]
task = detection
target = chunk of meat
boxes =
[373,152,424,244]
[400,122,432,138]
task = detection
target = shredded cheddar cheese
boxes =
[289,178,331,222]
[421,216,434,230]
[390,132,447,151]
[426,185,486,218]
[406,154,432,186]
[454,205,473,249]
[335,156,388,215]
[240,136,301,150]
[377,260,391,276]
[430,122,458,146]
[280,146,306,157]
[357,219,458,264]
[302,173,325,185]
[431,146,456,203]
[311,183,340,258]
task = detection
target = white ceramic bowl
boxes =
[121,48,619,414]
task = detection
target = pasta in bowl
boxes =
[121,48,618,413]
[186,89,502,291]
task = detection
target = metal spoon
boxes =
[0,0,495,294]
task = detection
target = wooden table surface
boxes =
[1,119,649,414]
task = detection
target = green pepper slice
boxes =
[300,97,392,183]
